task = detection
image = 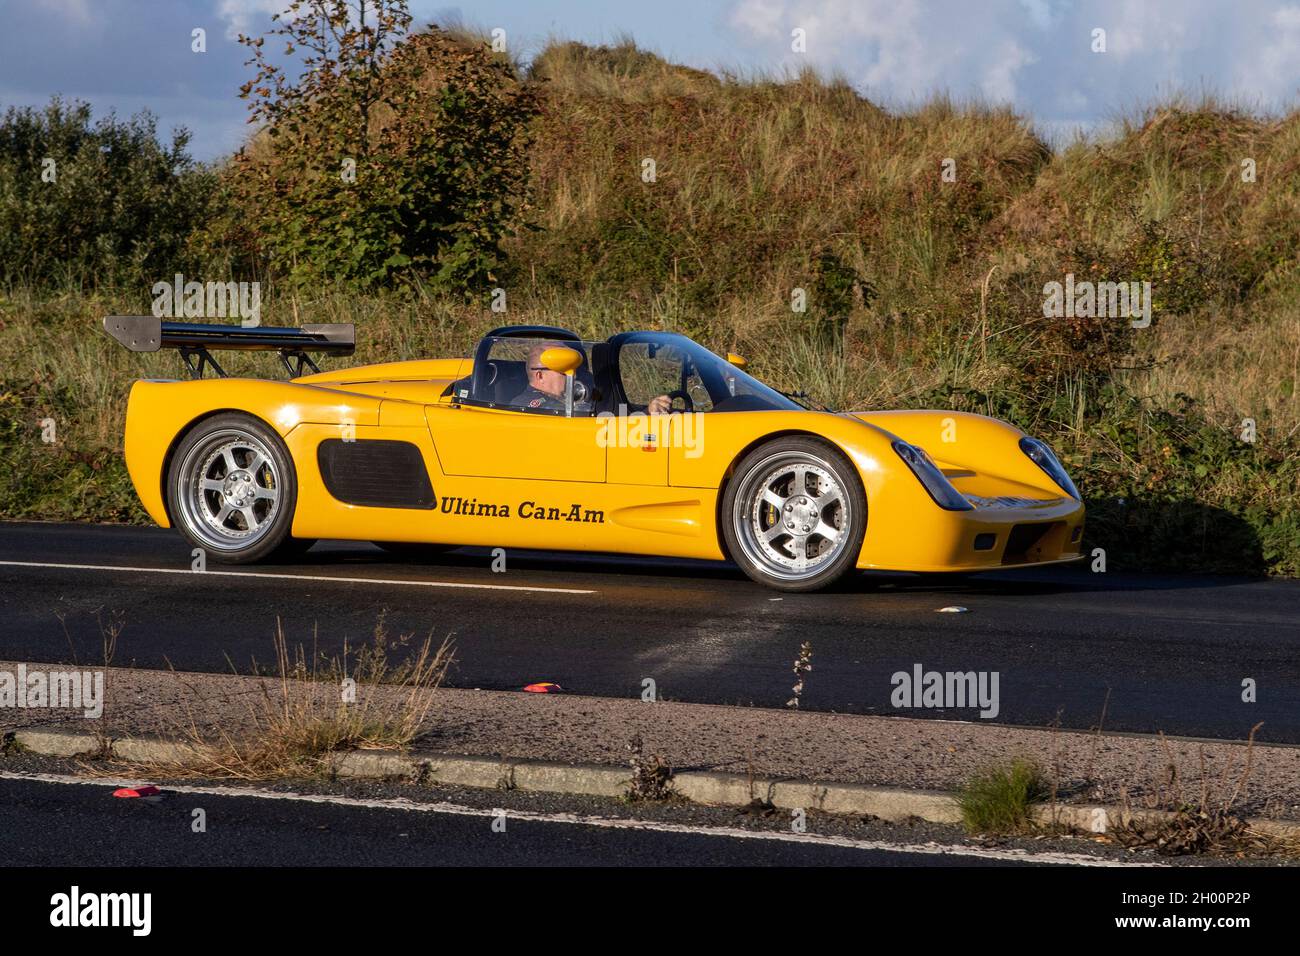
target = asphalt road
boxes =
[1,521,1297,742]
[0,774,1027,866]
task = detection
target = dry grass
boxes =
[623,734,674,802]
[1134,297,1300,442]
[105,618,453,781]
[1109,724,1296,857]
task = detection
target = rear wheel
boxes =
[721,436,866,592]
[167,413,300,564]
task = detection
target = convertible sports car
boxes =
[104,316,1085,591]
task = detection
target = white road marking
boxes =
[0,560,594,595]
[0,770,1159,866]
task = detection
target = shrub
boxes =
[228,1,539,292]
[0,98,215,288]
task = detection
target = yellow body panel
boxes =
[430,404,608,482]
[120,357,1084,572]
[287,418,720,559]
[123,377,382,527]
[295,358,468,386]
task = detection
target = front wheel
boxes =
[167,412,300,564]
[721,436,866,592]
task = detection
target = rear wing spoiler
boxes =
[103,315,354,379]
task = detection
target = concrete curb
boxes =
[9,726,1299,841]
[10,728,104,758]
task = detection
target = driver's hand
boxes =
[647,394,671,415]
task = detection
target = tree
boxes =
[0,98,213,287]
[232,0,539,291]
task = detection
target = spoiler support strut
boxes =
[278,350,321,379]
[179,345,226,379]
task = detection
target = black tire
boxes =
[166,412,300,564]
[720,436,866,592]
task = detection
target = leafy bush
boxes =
[1066,392,1300,575]
[0,99,215,288]
[226,2,539,292]
[0,379,144,523]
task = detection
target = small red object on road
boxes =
[522,682,562,693]
[112,785,161,798]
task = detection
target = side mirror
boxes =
[540,347,584,375]
[726,353,748,369]
[539,347,584,417]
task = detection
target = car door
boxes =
[604,337,694,485]
[428,404,607,482]
[426,336,606,483]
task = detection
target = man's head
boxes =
[526,341,573,398]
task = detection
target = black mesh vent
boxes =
[1003,523,1053,563]
[317,439,435,509]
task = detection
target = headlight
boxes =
[1019,437,1080,500]
[892,441,973,511]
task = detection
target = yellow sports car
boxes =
[105,317,1085,591]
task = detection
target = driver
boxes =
[513,343,671,414]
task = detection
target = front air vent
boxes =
[1002,522,1064,564]
[317,439,435,509]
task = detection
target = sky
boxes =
[1,0,1297,161]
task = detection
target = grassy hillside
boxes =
[2,37,1297,573]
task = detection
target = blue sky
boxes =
[2,0,1297,161]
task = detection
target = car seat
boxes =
[479,359,530,405]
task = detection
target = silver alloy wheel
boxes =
[732,451,851,582]
[175,428,282,552]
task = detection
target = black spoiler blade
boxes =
[103,316,355,355]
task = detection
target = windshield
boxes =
[611,332,801,413]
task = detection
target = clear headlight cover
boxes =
[891,441,973,511]
[1019,437,1080,500]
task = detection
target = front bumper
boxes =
[856,494,1085,572]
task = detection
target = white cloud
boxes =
[1103,1,1190,61]
[37,0,98,29]
[1237,5,1300,103]
[1017,0,1056,31]
[728,0,1037,104]
[216,0,292,41]
[730,0,787,41]
[727,0,1300,124]
[982,39,1036,102]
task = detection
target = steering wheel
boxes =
[665,389,694,412]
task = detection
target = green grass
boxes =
[957,759,1048,835]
